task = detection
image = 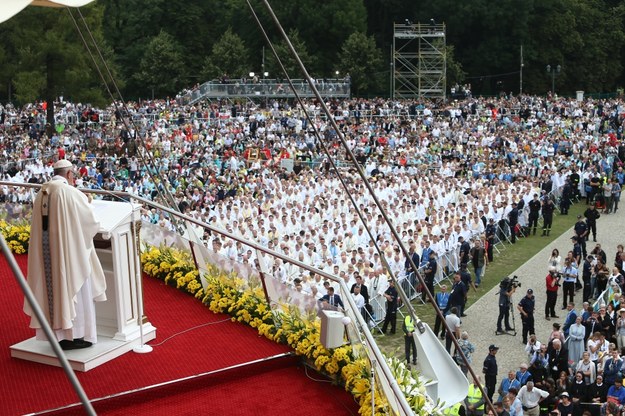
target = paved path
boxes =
[462,206,624,379]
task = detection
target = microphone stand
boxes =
[131,196,152,354]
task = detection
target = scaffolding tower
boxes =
[392,21,446,100]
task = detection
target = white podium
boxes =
[11,200,156,371]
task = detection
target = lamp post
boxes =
[263,72,269,99]
[546,64,561,95]
[390,61,394,99]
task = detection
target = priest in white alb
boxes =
[24,159,106,350]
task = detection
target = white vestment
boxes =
[24,176,106,343]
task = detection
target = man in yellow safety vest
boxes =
[442,401,464,415]
[464,377,485,416]
[403,315,417,365]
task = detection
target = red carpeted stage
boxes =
[0,255,359,415]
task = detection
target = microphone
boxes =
[86,182,132,204]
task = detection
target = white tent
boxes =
[1,0,95,24]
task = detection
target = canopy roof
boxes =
[1,0,95,24]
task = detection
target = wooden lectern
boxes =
[11,200,156,371]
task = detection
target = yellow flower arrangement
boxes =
[0,228,437,415]
[140,245,202,295]
[139,243,436,416]
[0,220,30,254]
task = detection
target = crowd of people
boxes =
[1,93,625,415]
[460,233,625,416]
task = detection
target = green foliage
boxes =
[134,30,186,98]
[268,0,367,75]
[0,5,111,124]
[266,29,316,80]
[2,0,625,99]
[445,45,466,87]
[338,32,382,94]
[12,71,45,103]
[202,28,250,80]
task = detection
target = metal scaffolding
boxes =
[392,22,446,100]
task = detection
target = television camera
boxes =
[499,275,521,292]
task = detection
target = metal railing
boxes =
[1,181,418,416]
[178,78,351,105]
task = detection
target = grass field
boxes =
[373,202,587,356]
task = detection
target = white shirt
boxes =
[517,385,549,408]
[352,293,365,310]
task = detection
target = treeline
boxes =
[0,0,624,104]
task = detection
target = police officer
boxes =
[583,204,601,242]
[381,279,398,334]
[424,250,438,303]
[483,345,499,403]
[485,218,496,262]
[403,315,417,365]
[528,193,542,236]
[574,215,589,258]
[517,288,536,344]
[508,202,519,244]
[560,179,572,214]
[541,198,555,236]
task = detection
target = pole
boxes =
[0,234,96,415]
[131,199,152,354]
[390,43,394,99]
[552,71,555,95]
[371,359,376,416]
[519,45,523,95]
[390,62,394,99]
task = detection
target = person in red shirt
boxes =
[545,267,560,320]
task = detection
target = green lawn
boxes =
[373,202,587,356]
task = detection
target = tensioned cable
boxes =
[66,7,185,231]
[244,2,402,288]
[245,3,418,415]
[250,0,493,413]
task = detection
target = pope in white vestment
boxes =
[24,160,106,347]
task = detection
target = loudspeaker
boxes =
[320,310,345,349]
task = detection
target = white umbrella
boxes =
[0,0,95,24]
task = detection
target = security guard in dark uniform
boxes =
[574,215,589,258]
[485,218,496,262]
[517,288,536,344]
[424,250,437,303]
[528,194,542,236]
[381,279,398,334]
[583,205,601,242]
[541,198,555,236]
[482,344,499,402]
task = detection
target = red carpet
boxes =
[0,254,359,415]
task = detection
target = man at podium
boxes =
[24,159,107,350]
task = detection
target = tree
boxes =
[338,32,382,95]
[134,30,186,98]
[266,29,316,79]
[101,0,216,97]
[202,28,250,80]
[0,5,111,129]
[445,45,466,88]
